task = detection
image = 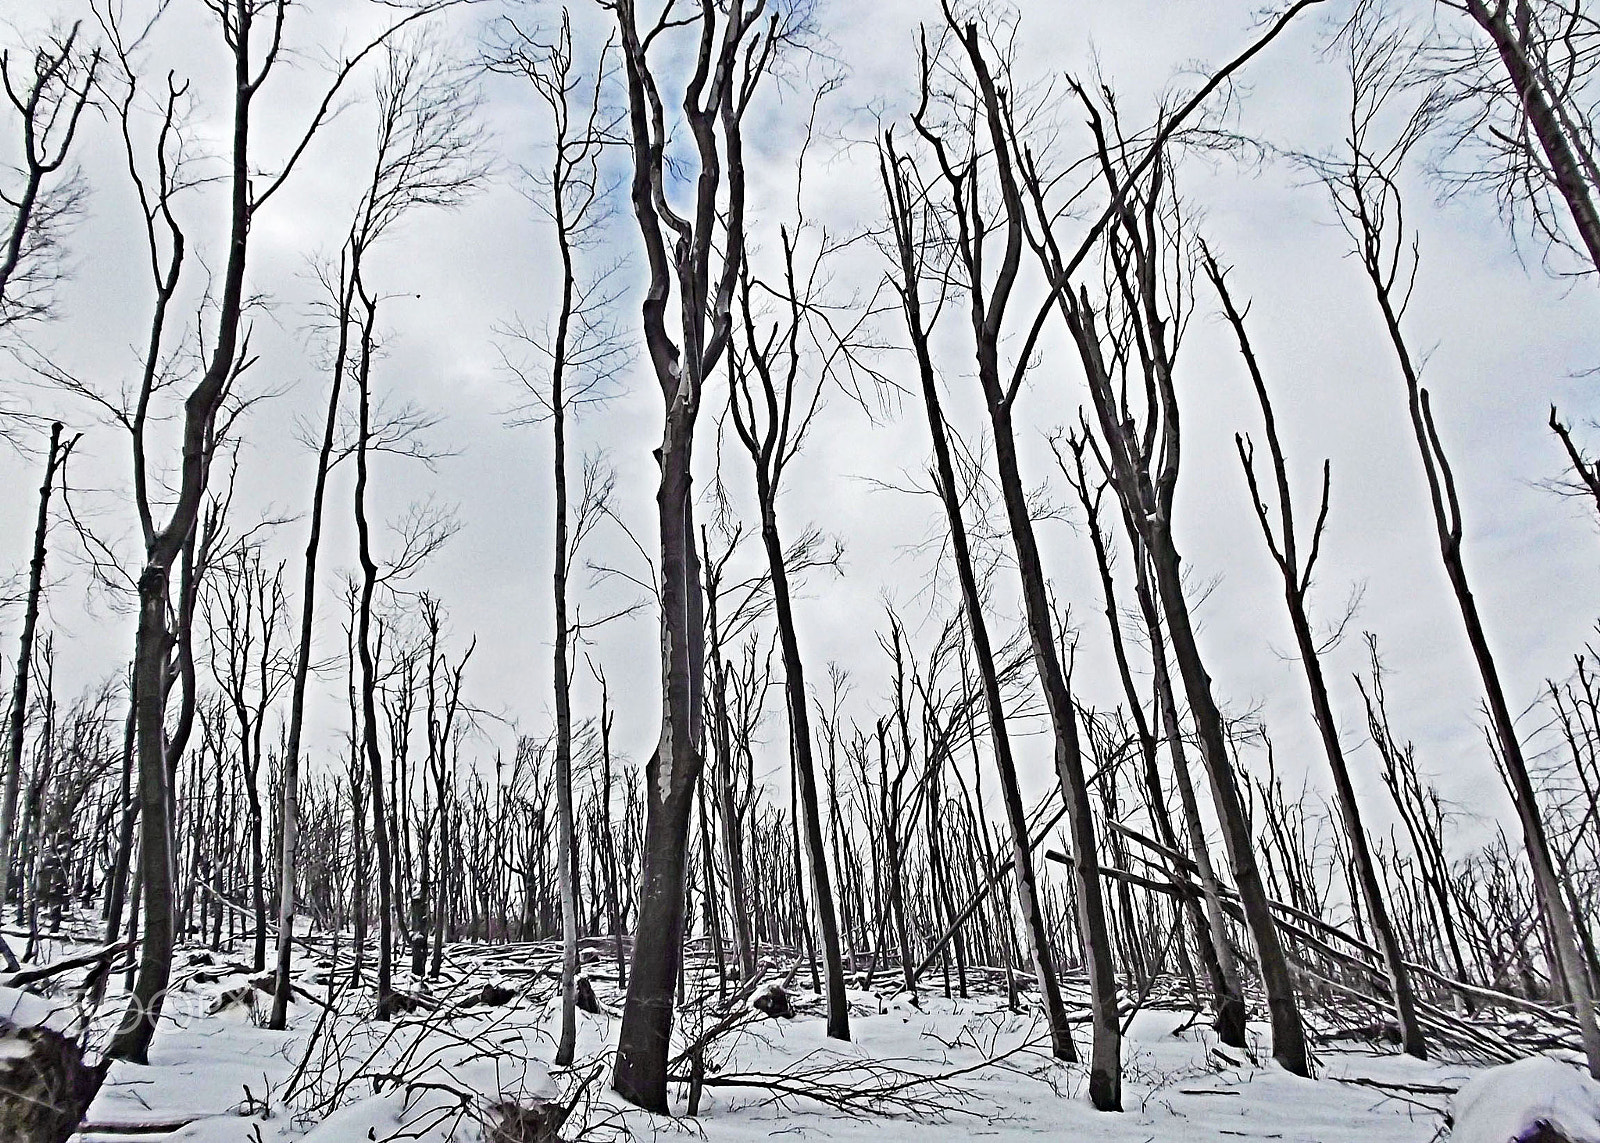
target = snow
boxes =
[1450,1056,1600,1143]
[74,978,1476,1141]
[0,936,1519,1142]
[0,982,82,1034]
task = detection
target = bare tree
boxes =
[599,0,792,1112]
[493,5,624,1066]
[1316,0,1600,1077]
[1434,0,1600,274]
[0,422,77,973]
[1549,405,1600,519]
[107,0,459,1064]
[0,22,98,329]
[906,11,1125,1105]
[727,95,861,1041]
[271,30,485,1030]
[1019,83,1312,1080]
[879,120,1086,1069]
[1204,247,1427,1058]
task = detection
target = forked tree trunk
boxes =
[918,23,1122,1103]
[605,0,770,1112]
[1060,436,1243,1044]
[1207,251,1426,1058]
[1367,264,1600,1078]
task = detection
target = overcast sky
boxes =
[1,0,1596,855]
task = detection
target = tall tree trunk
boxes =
[879,133,1081,1069]
[1060,436,1242,1042]
[986,406,1122,1108]
[0,422,68,972]
[270,263,353,1027]
[603,0,769,1110]
[612,450,705,1111]
[109,0,261,1064]
[1208,251,1426,1058]
[352,286,394,1020]
[552,290,579,1066]
[1145,532,1310,1075]
[758,504,849,1039]
[910,20,1123,1101]
[1368,265,1600,1077]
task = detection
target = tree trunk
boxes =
[612,449,705,1111]
[270,265,352,1027]
[352,289,394,1020]
[1208,252,1428,1059]
[1465,0,1600,275]
[759,507,849,1038]
[553,338,579,1066]
[0,422,67,972]
[880,133,1079,1067]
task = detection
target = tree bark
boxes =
[351,285,395,1020]
[270,259,353,1028]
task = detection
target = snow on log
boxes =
[1452,1057,1600,1143]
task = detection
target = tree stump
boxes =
[485,1097,567,1142]
[574,976,599,1014]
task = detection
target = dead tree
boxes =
[349,304,459,1018]
[1317,1,1600,1076]
[1052,427,1242,1041]
[99,0,454,1064]
[1020,94,1311,1080]
[907,12,1123,1105]
[493,6,623,1065]
[270,33,483,1027]
[1003,2,1323,1073]
[0,22,98,329]
[878,128,1080,1072]
[1549,406,1600,519]
[727,179,855,1038]
[600,0,789,1112]
[1204,249,1427,1058]
[204,547,290,973]
[0,423,74,972]
[1437,0,1600,274]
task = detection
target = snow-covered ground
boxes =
[9,934,1526,1143]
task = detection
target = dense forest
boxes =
[0,0,1598,1140]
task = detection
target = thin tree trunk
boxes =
[1369,265,1600,1077]
[0,422,68,972]
[552,276,579,1067]
[880,133,1080,1068]
[352,285,395,1020]
[270,259,353,1028]
[1208,251,1426,1058]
